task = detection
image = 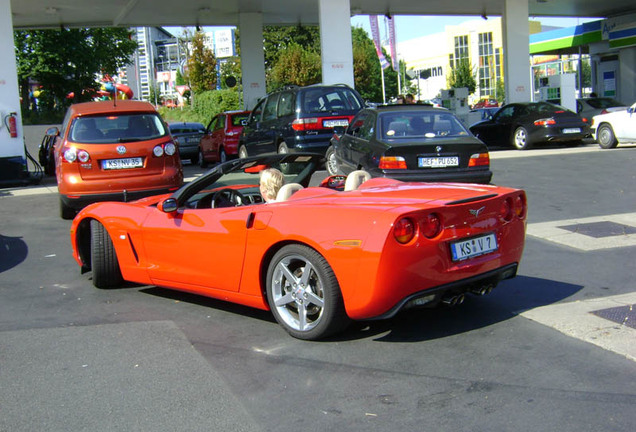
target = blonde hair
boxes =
[260,168,285,201]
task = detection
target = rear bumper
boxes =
[61,186,177,210]
[372,168,493,184]
[369,263,518,320]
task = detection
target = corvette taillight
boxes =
[394,217,416,244]
[500,197,514,222]
[514,193,527,219]
[379,156,407,169]
[421,213,442,238]
[468,152,490,167]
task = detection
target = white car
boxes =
[592,102,636,149]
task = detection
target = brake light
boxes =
[468,152,490,167]
[581,117,589,123]
[77,150,90,163]
[394,217,416,244]
[153,145,164,157]
[291,118,320,131]
[164,142,177,156]
[63,148,77,163]
[500,197,514,222]
[534,118,556,126]
[421,213,442,238]
[379,156,407,169]
[514,194,527,219]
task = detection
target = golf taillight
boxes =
[77,150,90,163]
[379,156,407,169]
[153,145,164,157]
[421,213,442,238]
[63,148,77,163]
[394,217,416,244]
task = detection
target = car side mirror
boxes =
[45,127,60,137]
[158,198,178,213]
[241,119,248,126]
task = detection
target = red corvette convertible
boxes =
[70,153,527,340]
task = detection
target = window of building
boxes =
[478,32,495,97]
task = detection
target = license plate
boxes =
[323,119,349,128]
[102,157,143,170]
[450,233,498,261]
[419,156,459,168]
[563,128,581,134]
[187,137,200,144]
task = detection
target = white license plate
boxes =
[187,137,200,144]
[450,233,498,261]
[323,119,349,128]
[419,156,459,168]
[102,157,143,170]
[563,128,581,134]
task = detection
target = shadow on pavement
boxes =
[0,234,28,273]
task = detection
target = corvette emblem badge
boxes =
[469,206,486,217]
[116,145,127,155]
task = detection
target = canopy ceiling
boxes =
[11,0,636,29]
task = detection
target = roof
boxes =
[69,100,157,116]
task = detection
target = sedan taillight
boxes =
[534,118,556,126]
[468,152,490,167]
[379,156,407,169]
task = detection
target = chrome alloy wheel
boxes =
[270,253,325,332]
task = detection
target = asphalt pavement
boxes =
[1,142,635,432]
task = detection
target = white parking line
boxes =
[521,292,636,362]
[527,212,636,250]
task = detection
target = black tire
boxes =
[90,220,123,288]
[198,148,208,168]
[219,147,228,164]
[60,199,76,220]
[511,126,532,150]
[325,146,339,176]
[266,244,349,340]
[597,124,618,149]
[238,145,248,159]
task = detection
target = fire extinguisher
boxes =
[4,112,18,138]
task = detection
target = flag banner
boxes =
[369,15,390,70]
[387,16,399,72]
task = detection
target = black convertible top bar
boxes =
[445,194,498,205]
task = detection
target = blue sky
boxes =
[350,15,600,43]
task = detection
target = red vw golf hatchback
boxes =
[51,100,183,219]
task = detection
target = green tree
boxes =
[269,43,321,89]
[447,58,477,94]
[186,31,217,94]
[14,28,137,113]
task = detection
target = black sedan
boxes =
[168,122,206,163]
[469,102,591,150]
[326,105,492,184]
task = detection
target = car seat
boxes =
[276,183,304,201]
[72,118,103,142]
[387,121,408,137]
[344,170,371,191]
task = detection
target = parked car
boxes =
[591,102,636,149]
[168,122,206,163]
[326,105,492,184]
[576,97,627,118]
[198,110,250,167]
[50,100,183,219]
[472,98,499,109]
[69,152,527,340]
[469,101,591,150]
[238,84,365,158]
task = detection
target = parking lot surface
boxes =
[1,143,635,432]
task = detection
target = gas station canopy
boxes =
[11,0,636,29]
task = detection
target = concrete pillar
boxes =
[502,0,532,103]
[0,0,26,183]
[318,0,355,87]
[238,13,267,110]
